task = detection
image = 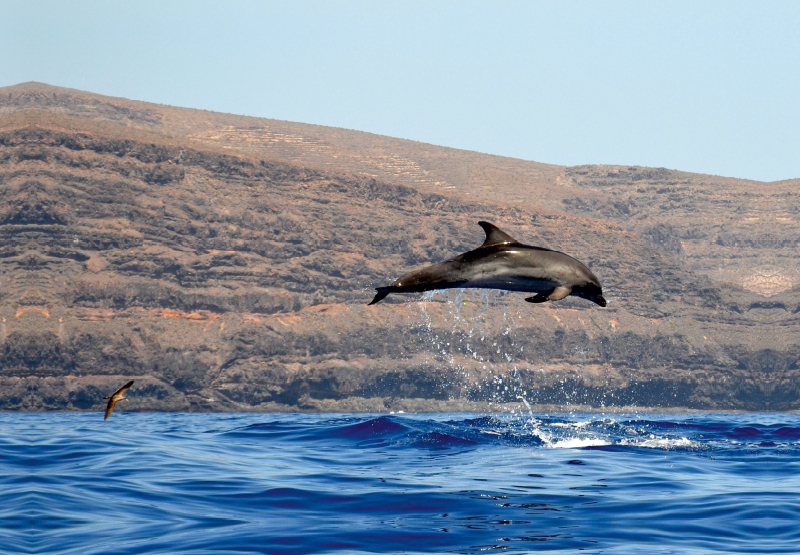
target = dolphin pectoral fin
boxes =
[547,286,571,301]
[524,293,549,303]
[525,286,571,304]
[368,287,392,305]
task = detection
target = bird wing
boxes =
[104,398,117,420]
[113,380,135,397]
[104,380,134,420]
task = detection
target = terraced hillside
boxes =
[0,82,798,412]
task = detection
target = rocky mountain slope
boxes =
[1,82,798,412]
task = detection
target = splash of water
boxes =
[410,289,544,409]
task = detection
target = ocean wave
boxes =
[3,412,800,554]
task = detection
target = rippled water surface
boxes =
[2,412,800,554]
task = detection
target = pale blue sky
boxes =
[2,1,799,181]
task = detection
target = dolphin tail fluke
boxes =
[369,287,392,305]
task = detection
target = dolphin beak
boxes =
[595,295,607,307]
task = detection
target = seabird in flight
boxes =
[103,380,134,420]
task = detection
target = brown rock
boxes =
[0,82,798,412]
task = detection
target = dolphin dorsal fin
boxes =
[478,221,517,247]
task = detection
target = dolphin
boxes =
[369,221,606,307]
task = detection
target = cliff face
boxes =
[1,82,799,412]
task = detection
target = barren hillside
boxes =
[1,82,798,412]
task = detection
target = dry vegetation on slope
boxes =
[1,82,799,412]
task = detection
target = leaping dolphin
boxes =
[369,221,606,307]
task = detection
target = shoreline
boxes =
[1,398,787,415]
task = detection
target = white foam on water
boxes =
[547,437,612,449]
[620,436,696,449]
[552,420,594,429]
[516,417,700,451]
[523,420,610,449]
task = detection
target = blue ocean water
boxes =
[1,412,799,554]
